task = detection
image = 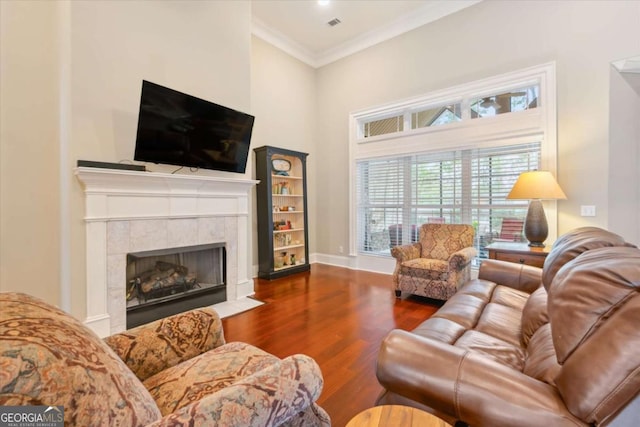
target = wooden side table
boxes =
[346,405,452,427]
[486,242,550,268]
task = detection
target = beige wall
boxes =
[1,1,252,320]
[1,1,62,304]
[250,36,317,261]
[314,0,640,257]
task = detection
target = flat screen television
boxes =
[134,80,254,173]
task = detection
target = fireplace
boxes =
[126,243,226,328]
[75,167,257,337]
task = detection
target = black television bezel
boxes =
[133,80,254,173]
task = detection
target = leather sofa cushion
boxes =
[541,226,632,290]
[521,286,548,347]
[456,330,525,371]
[412,317,466,344]
[550,246,640,424]
[523,323,560,386]
[475,302,524,347]
[412,280,530,372]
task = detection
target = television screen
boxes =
[134,80,254,173]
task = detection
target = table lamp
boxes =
[506,171,566,247]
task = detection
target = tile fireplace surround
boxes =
[75,167,257,337]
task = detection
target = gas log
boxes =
[128,261,199,302]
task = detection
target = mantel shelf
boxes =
[76,167,258,196]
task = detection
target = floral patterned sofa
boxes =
[0,292,330,426]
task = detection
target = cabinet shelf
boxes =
[273,228,305,234]
[271,174,303,180]
[274,263,306,272]
[274,243,305,251]
[255,146,310,280]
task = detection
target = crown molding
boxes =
[251,16,319,67]
[252,0,481,69]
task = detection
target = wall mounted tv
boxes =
[134,80,254,173]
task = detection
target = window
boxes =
[363,114,404,138]
[411,103,462,129]
[471,84,539,118]
[356,143,540,263]
[349,63,557,266]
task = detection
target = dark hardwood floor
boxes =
[221,263,441,427]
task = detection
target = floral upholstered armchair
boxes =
[391,223,477,301]
[0,292,330,427]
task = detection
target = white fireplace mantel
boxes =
[75,167,258,337]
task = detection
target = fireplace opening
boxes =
[125,243,226,328]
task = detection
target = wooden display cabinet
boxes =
[254,146,310,279]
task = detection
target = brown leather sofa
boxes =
[376,227,640,426]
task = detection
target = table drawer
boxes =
[494,251,545,268]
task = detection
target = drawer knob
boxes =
[519,258,525,264]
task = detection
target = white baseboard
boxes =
[312,252,395,275]
[311,252,355,269]
[235,280,255,299]
[251,252,396,278]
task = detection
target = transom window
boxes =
[349,63,557,266]
[359,83,539,139]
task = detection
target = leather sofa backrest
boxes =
[541,226,633,291]
[520,286,549,347]
[548,246,640,425]
[419,223,475,261]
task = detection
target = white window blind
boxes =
[356,142,540,262]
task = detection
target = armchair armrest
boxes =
[448,246,477,270]
[390,243,421,262]
[376,330,582,427]
[148,354,330,427]
[104,307,225,381]
[478,259,542,294]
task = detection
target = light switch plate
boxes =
[580,205,596,217]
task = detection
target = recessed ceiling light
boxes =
[318,0,330,6]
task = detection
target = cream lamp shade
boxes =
[507,171,566,247]
[506,171,567,200]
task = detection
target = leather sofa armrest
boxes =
[391,242,422,262]
[478,259,542,294]
[104,307,226,381]
[376,330,582,427]
[448,246,478,270]
[148,355,330,427]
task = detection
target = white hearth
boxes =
[75,167,257,337]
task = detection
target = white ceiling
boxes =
[251,0,480,68]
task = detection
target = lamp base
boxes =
[524,199,548,247]
[528,241,546,248]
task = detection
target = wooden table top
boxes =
[346,405,452,427]
[485,241,550,254]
